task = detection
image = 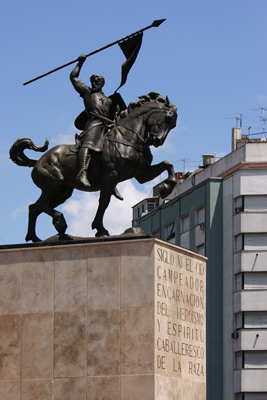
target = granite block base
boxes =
[0,238,206,399]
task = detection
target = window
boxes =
[196,244,205,256]
[244,351,267,369]
[132,198,159,221]
[235,350,267,370]
[244,234,267,251]
[235,311,267,329]
[196,206,205,225]
[244,195,267,212]
[235,351,243,370]
[180,214,190,249]
[234,271,267,290]
[244,272,267,290]
[241,393,267,400]
[147,202,155,212]
[234,234,243,253]
[235,312,243,330]
[153,229,160,239]
[195,206,205,255]
[244,312,267,329]
[165,222,176,244]
[235,273,243,292]
[234,196,244,214]
[180,214,190,233]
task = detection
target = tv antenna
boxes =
[175,158,191,173]
[246,126,262,136]
[251,107,267,138]
[225,113,246,128]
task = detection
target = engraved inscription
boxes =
[155,246,206,381]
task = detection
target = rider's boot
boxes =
[76,148,91,189]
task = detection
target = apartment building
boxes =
[132,129,267,400]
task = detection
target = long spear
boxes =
[23,19,165,86]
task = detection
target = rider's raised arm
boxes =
[70,54,89,96]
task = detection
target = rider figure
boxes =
[70,54,116,189]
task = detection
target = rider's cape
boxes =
[74,92,127,131]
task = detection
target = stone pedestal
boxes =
[0,238,206,400]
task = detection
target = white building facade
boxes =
[223,143,267,400]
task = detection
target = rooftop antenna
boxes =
[175,158,191,173]
[225,113,245,128]
[251,107,267,138]
[246,126,262,136]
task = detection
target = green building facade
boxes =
[134,178,223,400]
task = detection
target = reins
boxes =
[106,106,171,151]
[90,110,147,145]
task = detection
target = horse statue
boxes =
[10,92,178,242]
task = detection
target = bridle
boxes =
[93,106,174,151]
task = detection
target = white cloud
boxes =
[12,205,28,219]
[62,179,153,238]
[51,132,75,145]
[51,123,77,145]
[152,139,176,157]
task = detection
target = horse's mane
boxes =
[119,92,172,120]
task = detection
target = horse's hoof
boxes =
[25,234,41,243]
[95,229,110,237]
[159,179,176,199]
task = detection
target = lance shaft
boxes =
[23,19,165,86]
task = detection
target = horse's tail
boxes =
[9,137,49,167]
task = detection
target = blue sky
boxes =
[1,0,266,244]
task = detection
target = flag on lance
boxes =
[115,32,143,92]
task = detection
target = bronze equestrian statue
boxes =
[10,92,178,242]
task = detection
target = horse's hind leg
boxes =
[25,186,73,242]
[25,205,42,242]
[49,186,74,233]
[26,192,67,242]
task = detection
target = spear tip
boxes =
[152,19,166,28]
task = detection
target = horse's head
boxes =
[121,92,177,148]
[144,94,178,148]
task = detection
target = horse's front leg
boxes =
[136,160,176,199]
[92,183,114,237]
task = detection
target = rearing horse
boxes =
[10,92,178,242]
